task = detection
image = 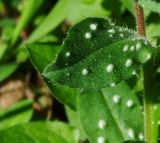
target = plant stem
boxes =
[143,61,158,143]
[135,1,146,36]
[134,1,158,143]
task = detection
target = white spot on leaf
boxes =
[85,32,92,39]
[65,52,70,57]
[136,42,141,50]
[97,136,105,143]
[106,64,114,73]
[110,82,115,87]
[108,29,115,34]
[130,45,135,51]
[128,128,135,139]
[123,45,129,52]
[98,119,106,129]
[125,58,133,67]
[138,133,144,141]
[126,99,134,107]
[113,95,121,104]
[82,68,88,75]
[90,23,97,30]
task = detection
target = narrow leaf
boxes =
[27,0,108,43]
[11,0,46,45]
[0,100,33,130]
[27,0,69,43]
[0,63,18,82]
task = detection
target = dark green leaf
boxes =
[27,43,60,72]
[77,83,144,143]
[44,18,153,90]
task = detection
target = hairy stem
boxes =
[135,1,146,36]
[134,1,158,143]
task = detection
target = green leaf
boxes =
[0,63,18,82]
[123,141,146,143]
[77,83,144,143]
[0,100,33,130]
[120,0,135,15]
[27,43,77,109]
[0,121,76,143]
[43,18,153,90]
[27,0,109,43]
[27,0,69,43]
[27,43,60,72]
[11,0,46,45]
[65,106,87,140]
[0,41,7,60]
[138,0,160,13]
[49,121,79,143]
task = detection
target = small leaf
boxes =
[77,83,144,143]
[44,18,153,89]
[0,63,18,82]
[0,121,77,143]
[138,0,160,13]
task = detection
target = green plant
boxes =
[1,0,160,143]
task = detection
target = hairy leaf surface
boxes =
[44,18,153,89]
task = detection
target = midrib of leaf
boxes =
[55,24,135,70]
[100,90,127,140]
[49,39,133,72]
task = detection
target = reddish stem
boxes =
[135,1,146,36]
